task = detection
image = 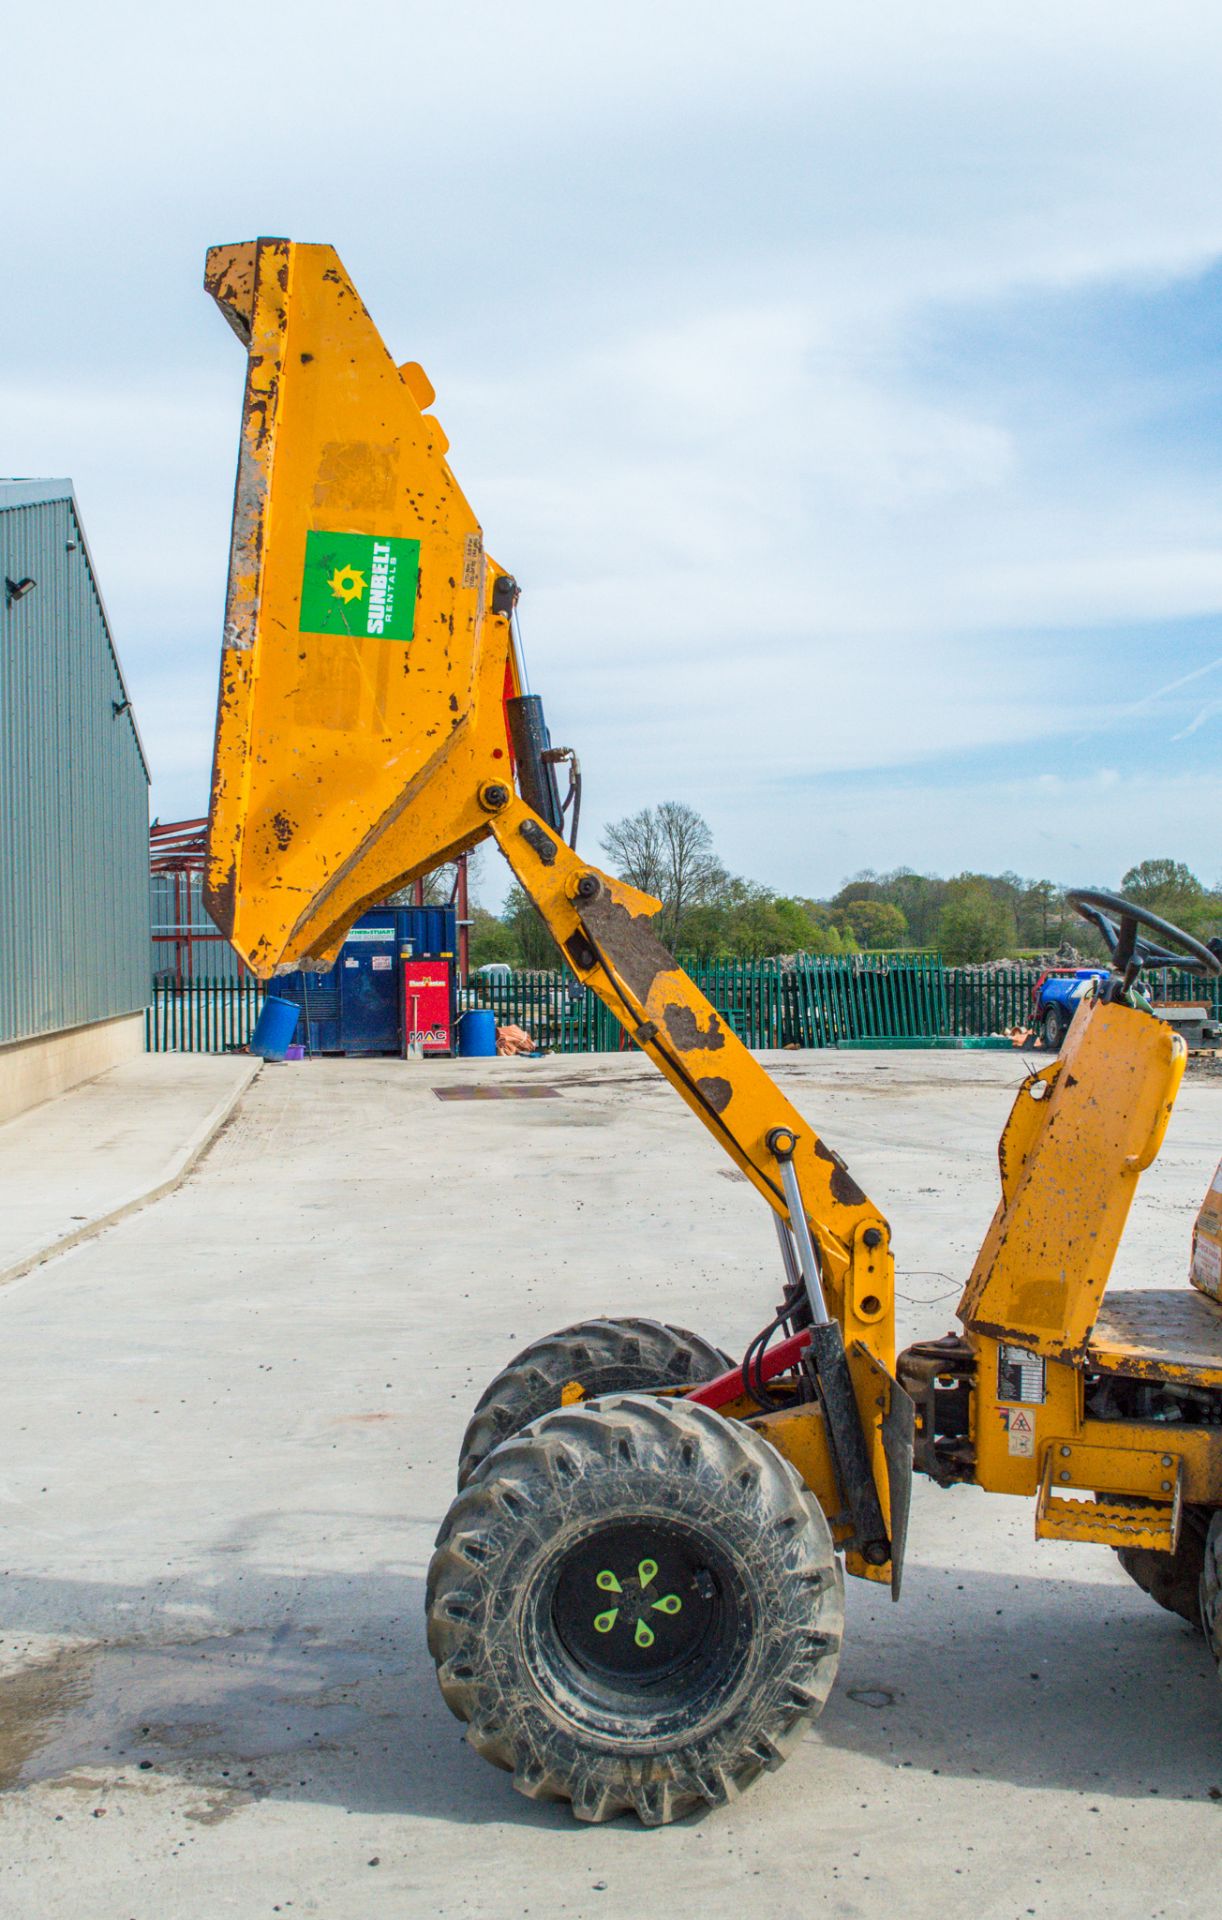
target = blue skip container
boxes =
[457,1008,497,1058]
[250,995,301,1063]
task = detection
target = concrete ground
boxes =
[0,1053,258,1285]
[0,1046,1219,1918]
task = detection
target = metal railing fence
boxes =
[145,978,267,1052]
[145,959,1222,1054]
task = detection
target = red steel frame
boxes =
[151,819,471,986]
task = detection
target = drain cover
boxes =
[433,1084,562,1101]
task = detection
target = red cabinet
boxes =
[403,959,453,1054]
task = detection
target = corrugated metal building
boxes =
[0,479,150,1121]
[150,868,249,982]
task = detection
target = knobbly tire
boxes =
[456,1318,732,1489]
[1041,1003,1068,1050]
[1199,1511,1222,1661]
[1115,1505,1209,1627]
[428,1394,843,1826]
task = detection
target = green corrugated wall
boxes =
[0,482,150,1045]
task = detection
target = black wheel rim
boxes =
[529,1517,746,1730]
[551,1520,719,1683]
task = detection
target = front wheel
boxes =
[427,1395,843,1825]
[1041,1002,1068,1050]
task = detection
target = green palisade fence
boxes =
[145,959,1222,1054]
[463,954,1015,1052]
[458,976,625,1053]
[145,979,267,1053]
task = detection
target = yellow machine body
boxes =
[204,237,1222,1590]
[936,994,1222,1552]
[960,996,1185,1359]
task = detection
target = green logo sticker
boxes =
[299,529,420,641]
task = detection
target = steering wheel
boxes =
[1067,887,1222,982]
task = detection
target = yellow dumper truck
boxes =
[203,237,1222,1825]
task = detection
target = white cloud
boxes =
[6,0,1222,901]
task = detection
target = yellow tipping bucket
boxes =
[203,239,519,976]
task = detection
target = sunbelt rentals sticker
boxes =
[299,530,420,641]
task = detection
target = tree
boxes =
[501,884,558,969]
[833,899,908,950]
[469,907,520,969]
[387,861,458,909]
[937,877,1018,965]
[768,896,842,956]
[1120,859,1214,936]
[599,806,666,898]
[834,868,945,946]
[1016,878,1072,951]
[832,873,888,907]
[601,801,727,948]
[709,886,810,961]
[795,901,852,954]
[678,886,847,961]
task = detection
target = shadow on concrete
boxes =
[0,1566,568,1830]
[823,1557,1222,1800]
[0,1555,1218,1827]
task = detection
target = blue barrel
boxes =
[457,1008,497,1058]
[250,995,301,1062]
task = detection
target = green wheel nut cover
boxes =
[590,1560,682,1640]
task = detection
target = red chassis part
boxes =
[685,1329,811,1410]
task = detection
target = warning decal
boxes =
[1007,1408,1036,1458]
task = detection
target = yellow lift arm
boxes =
[203,236,905,1585]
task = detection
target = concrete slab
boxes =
[0,1048,1219,1918]
[0,1052,259,1286]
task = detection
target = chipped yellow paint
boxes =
[747,1404,845,1539]
[970,1343,1079,1499]
[959,996,1185,1359]
[203,238,519,974]
[201,238,901,1568]
[1034,1444,1181,1550]
[968,1330,1222,1519]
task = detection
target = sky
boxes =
[6,1,1222,910]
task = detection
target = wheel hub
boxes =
[548,1521,722,1688]
[592,1558,684,1649]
